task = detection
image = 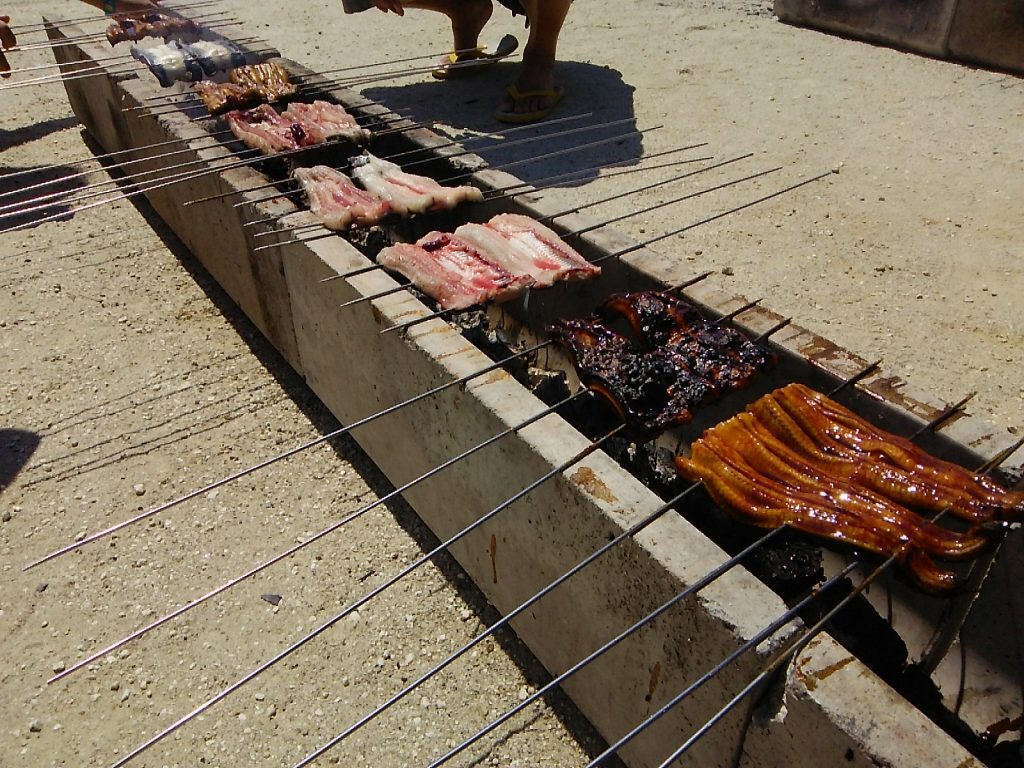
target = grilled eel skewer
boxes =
[677,384,1019,593]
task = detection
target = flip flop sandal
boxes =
[494,83,565,124]
[431,33,518,80]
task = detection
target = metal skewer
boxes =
[141,36,518,109]
[296,306,792,766]
[336,165,772,311]
[592,169,836,265]
[249,124,667,251]
[0,129,239,184]
[247,123,663,238]
[292,34,518,81]
[0,129,386,234]
[24,341,552,571]
[0,111,413,215]
[229,111,595,213]
[51,387,584,683]
[8,1,223,33]
[433,561,860,768]
[8,11,236,52]
[108,422,625,768]
[307,144,714,274]
[295,34,520,95]
[586,418,1018,768]
[0,36,268,91]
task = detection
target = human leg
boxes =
[496,0,571,120]
[401,0,494,51]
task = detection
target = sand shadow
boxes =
[0,115,79,151]
[363,60,639,187]
[0,429,41,496]
[0,163,87,231]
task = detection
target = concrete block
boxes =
[948,0,1024,74]
[772,0,960,57]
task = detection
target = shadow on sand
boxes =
[364,59,639,187]
[0,429,41,496]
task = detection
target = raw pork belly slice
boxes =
[292,166,391,230]
[225,104,311,154]
[377,232,533,310]
[281,101,371,145]
[485,214,600,283]
[350,153,483,217]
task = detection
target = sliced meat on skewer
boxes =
[185,40,247,76]
[292,166,391,230]
[131,41,203,88]
[106,13,202,45]
[193,64,298,115]
[485,214,600,283]
[350,153,483,217]
[673,382,1017,592]
[377,232,533,310]
[281,101,371,145]
[454,220,601,288]
[548,318,711,437]
[229,62,297,101]
[225,104,311,154]
[193,80,254,115]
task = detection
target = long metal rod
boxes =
[248,124,667,239]
[108,423,625,768]
[290,40,513,81]
[256,135,712,241]
[147,38,516,109]
[336,166,771,311]
[0,129,237,184]
[379,269,720,338]
[301,342,881,766]
[23,340,551,571]
[306,145,714,270]
[5,18,240,56]
[593,170,835,265]
[296,480,709,767]
[459,561,861,768]
[0,110,412,216]
[9,11,236,52]
[8,1,223,33]
[0,126,378,235]
[0,130,244,209]
[595,434,1021,768]
[296,47,521,96]
[231,111,595,213]
[51,387,584,683]
[0,32,263,89]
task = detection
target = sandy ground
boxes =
[0,0,1022,767]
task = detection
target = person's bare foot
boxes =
[497,61,560,117]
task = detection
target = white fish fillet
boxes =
[292,166,391,230]
[377,232,532,310]
[485,213,600,282]
[350,153,483,217]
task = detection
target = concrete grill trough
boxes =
[45,16,1023,768]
